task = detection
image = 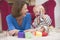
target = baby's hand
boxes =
[36,26,45,32]
[37,16,40,25]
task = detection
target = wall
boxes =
[35,0,48,5]
[55,0,60,28]
[6,0,14,3]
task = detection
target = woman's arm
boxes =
[6,15,19,36]
[25,13,32,30]
[6,16,15,31]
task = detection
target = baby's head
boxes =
[33,5,45,16]
[33,6,40,16]
[39,5,45,14]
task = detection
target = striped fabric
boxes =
[31,14,52,28]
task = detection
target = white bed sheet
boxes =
[0,28,60,40]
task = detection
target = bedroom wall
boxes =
[55,0,60,28]
[35,0,48,5]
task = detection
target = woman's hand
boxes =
[8,29,19,36]
[9,30,16,36]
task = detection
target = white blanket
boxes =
[0,28,60,40]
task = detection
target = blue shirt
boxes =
[6,13,31,31]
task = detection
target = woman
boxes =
[6,0,31,36]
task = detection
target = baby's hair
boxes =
[39,5,45,14]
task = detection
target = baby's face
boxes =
[33,7,40,16]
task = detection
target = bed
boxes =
[0,28,60,40]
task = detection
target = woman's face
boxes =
[21,4,28,16]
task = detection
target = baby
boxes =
[31,5,52,33]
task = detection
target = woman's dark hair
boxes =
[11,0,28,18]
